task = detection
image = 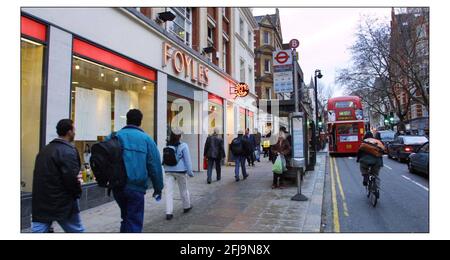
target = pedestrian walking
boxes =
[32,119,85,233]
[253,128,262,163]
[163,128,194,221]
[111,109,164,233]
[230,130,251,182]
[244,128,256,167]
[203,127,225,184]
[271,131,291,189]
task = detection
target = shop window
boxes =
[208,102,224,135]
[21,38,45,192]
[239,109,246,131]
[71,57,155,184]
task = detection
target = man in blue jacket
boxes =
[112,109,163,233]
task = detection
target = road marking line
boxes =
[348,157,353,160]
[333,157,350,217]
[402,175,429,191]
[330,157,340,233]
[385,165,393,170]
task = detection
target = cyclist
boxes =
[356,132,386,187]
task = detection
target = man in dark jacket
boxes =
[204,128,226,184]
[253,128,262,162]
[231,130,251,182]
[32,119,84,233]
[244,128,256,166]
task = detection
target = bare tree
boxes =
[336,9,429,127]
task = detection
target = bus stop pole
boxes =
[290,49,308,202]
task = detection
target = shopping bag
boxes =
[272,155,283,174]
[203,157,208,170]
[280,154,288,172]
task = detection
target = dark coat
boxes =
[231,136,253,158]
[244,134,256,151]
[204,134,225,159]
[32,139,82,223]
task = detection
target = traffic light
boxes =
[384,115,389,124]
[389,112,394,123]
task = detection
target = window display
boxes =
[71,56,156,184]
[21,39,45,192]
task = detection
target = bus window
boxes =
[337,123,359,135]
[335,101,355,108]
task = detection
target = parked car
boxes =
[387,135,428,162]
[377,130,396,146]
[408,142,429,175]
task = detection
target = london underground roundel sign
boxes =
[275,51,289,64]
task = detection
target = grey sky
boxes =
[252,7,391,97]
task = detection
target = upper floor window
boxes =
[168,8,192,46]
[248,30,253,48]
[240,18,244,36]
[263,31,271,45]
[264,59,271,73]
[240,58,246,82]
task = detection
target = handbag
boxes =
[203,156,208,170]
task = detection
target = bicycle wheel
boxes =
[370,177,379,207]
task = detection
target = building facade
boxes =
[20,7,258,228]
[390,8,429,135]
[254,9,283,135]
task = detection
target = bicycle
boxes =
[366,174,380,207]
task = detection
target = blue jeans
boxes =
[113,187,145,233]
[234,156,247,179]
[255,146,261,161]
[32,207,84,233]
[207,157,222,181]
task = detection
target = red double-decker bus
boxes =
[326,96,365,155]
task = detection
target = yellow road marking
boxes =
[330,157,340,233]
[333,157,350,217]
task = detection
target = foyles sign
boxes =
[163,42,209,86]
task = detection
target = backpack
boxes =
[230,138,244,156]
[359,138,385,158]
[163,144,180,166]
[90,133,127,193]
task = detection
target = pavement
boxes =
[23,153,327,233]
[323,154,429,233]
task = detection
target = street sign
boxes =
[273,50,292,66]
[289,39,300,49]
[274,71,293,93]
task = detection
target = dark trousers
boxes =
[207,157,222,181]
[247,151,255,166]
[273,173,283,187]
[113,187,145,233]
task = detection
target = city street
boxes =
[26,154,326,233]
[323,155,429,233]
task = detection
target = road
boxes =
[323,154,429,233]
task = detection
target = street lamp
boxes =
[314,69,323,151]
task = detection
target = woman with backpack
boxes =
[163,128,194,220]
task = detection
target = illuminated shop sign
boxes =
[234,82,249,97]
[163,42,209,86]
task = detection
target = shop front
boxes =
[20,7,256,229]
[21,16,47,194]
